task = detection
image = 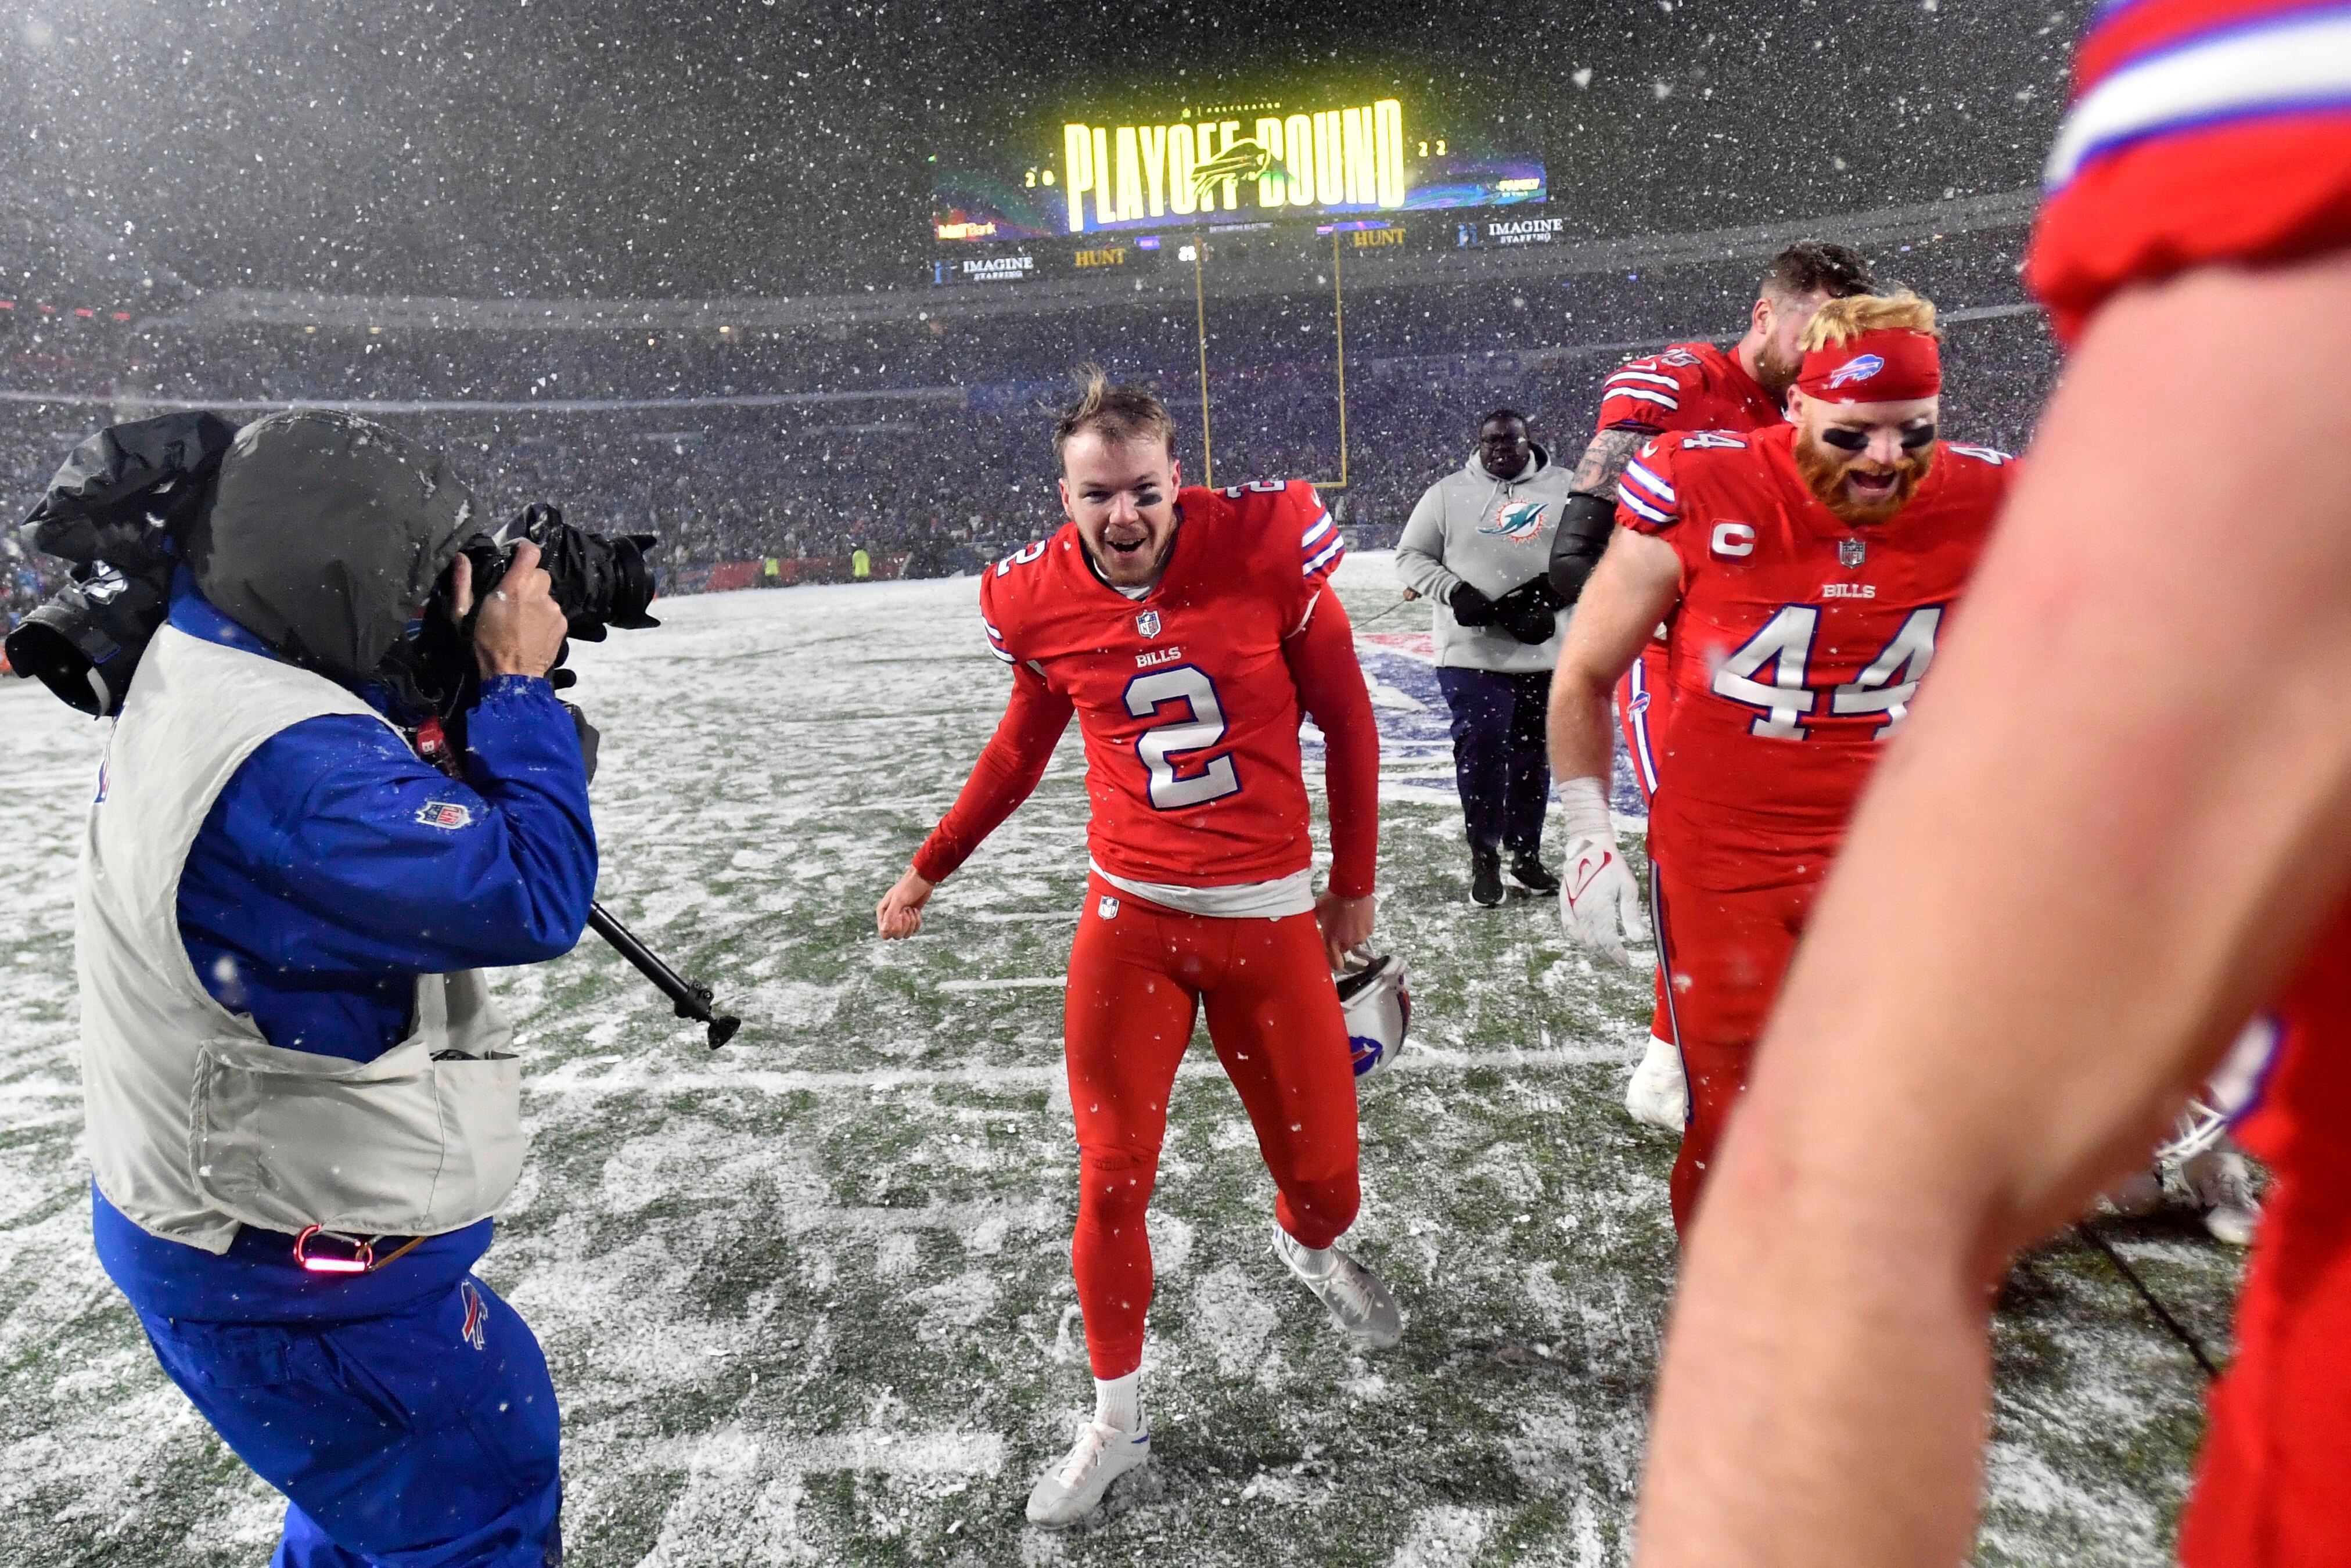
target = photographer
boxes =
[79,412,594,1567]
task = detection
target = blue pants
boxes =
[1435,665,1553,855]
[136,1276,562,1567]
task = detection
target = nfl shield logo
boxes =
[1838,537,1867,570]
[1135,610,1162,639]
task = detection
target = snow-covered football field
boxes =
[0,552,2239,1565]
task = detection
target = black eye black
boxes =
[1899,423,1937,450]
[1820,428,1870,451]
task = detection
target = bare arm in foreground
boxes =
[1637,253,2351,1566]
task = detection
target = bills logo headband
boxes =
[1796,329,1942,403]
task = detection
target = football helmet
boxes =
[1337,949,1411,1078]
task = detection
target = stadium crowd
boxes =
[1,240,2058,609]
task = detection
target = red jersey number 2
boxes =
[1125,664,1242,810]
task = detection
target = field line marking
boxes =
[936,977,1065,991]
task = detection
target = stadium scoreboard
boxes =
[930,82,1546,270]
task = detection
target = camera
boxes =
[3,412,235,717]
[5,561,178,716]
[387,504,662,727]
[448,504,660,642]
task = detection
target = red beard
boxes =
[1794,431,1934,525]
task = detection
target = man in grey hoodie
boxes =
[1396,409,1574,905]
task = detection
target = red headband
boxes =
[1795,329,1942,404]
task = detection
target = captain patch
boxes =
[416,801,474,830]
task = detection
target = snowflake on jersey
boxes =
[921,478,1362,895]
[1616,423,2016,890]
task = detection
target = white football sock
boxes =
[1093,1370,1141,1432]
[1284,1232,1338,1278]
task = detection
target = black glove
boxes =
[563,700,601,784]
[1447,581,1499,627]
[1494,577,1564,643]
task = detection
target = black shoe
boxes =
[1469,848,1504,907]
[1508,851,1560,896]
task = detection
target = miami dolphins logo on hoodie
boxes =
[1480,500,1551,541]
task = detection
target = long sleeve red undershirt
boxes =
[911,595,1380,898]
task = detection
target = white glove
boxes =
[1560,834,1649,965]
[1555,776,1648,966]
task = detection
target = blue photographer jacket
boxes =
[94,574,598,1322]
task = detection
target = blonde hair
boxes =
[1800,289,1938,353]
[1053,367,1177,465]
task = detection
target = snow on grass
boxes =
[0,551,2228,1564]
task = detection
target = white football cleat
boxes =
[1272,1224,1402,1349]
[2181,1148,2261,1247]
[1624,1034,1687,1132]
[1024,1416,1151,1528]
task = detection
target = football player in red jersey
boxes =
[1545,241,1875,1134]
[875,375,1396,1527]
[1637,5,2351,1565]
[1548,290,2015,1236]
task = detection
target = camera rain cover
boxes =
[17,411,237,567]
[192,411,477,687]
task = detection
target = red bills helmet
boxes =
[1337,950,1411,1079]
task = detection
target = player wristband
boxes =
[1556,775,1615,843]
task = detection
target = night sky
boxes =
[0,0,2087,303]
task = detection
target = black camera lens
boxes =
[458,506,659,641]
[2,565,174,717]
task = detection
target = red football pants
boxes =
[1064,875,1361,1379]
[1652,859,1820,1235]
[1617,641,1674,1045]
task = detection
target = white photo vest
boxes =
[77,623,526,1253]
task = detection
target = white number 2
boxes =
[1125,665,1242,810]
[1711,605,1944,740]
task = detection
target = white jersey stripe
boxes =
[1605,369,1683,391]
[1616,485,1672,525]
[1604,386,1680,411]
[2045,8,2351,189]
[1623,459,1678,505]
[986,644,1015,664]
[1303,537,1345,576]
[1300,515,1334,548]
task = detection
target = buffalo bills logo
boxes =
[459,1280,488,1351]
[1827,354,1885,389]
[1135,610,1162,639]
[416,801,473,830]
[1628,691,1652,716]
[1480,500,1550,541]
[1349,1035,1387,1076]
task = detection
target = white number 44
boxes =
[1711,605,1944,739]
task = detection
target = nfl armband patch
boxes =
[416,800,474,830]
